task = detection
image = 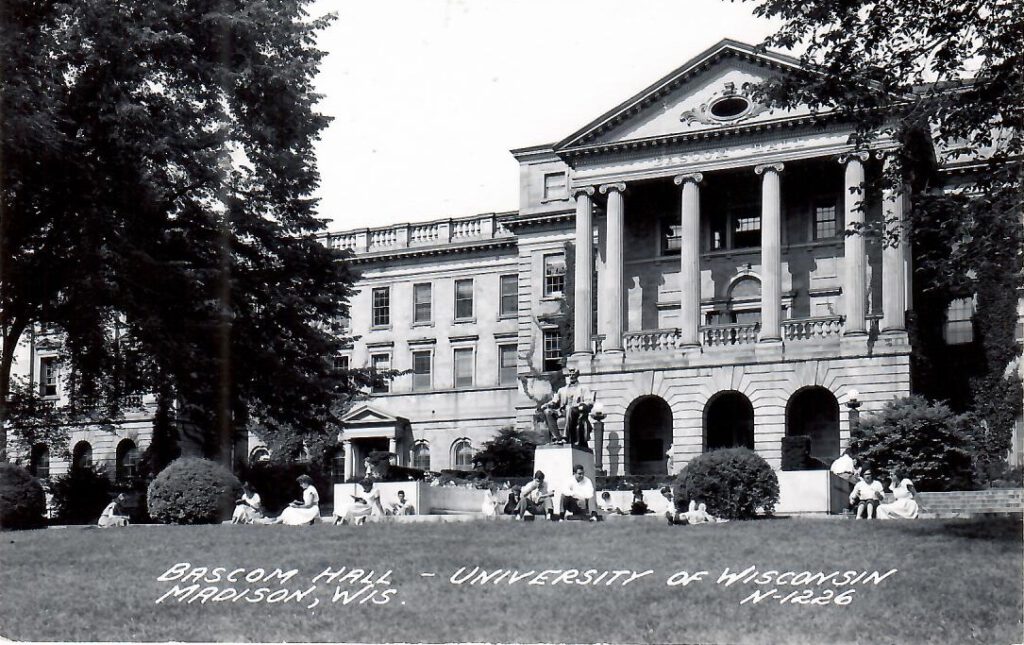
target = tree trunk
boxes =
[0,317,28,459]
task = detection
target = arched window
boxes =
[30,444,50,479]
[786,387,840,466]
[704,391,755,451]
[115,439,139,484]
[451,439,474,471]
[249,447,271,465]
[72,441,93,470]
[412,442,431,471]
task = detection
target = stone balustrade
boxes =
[624,328,683,352]
[781,316,845,341]
[322,213,510,254]
[701,322,761,346]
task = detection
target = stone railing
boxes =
[624,328,683,352]
[323,213,511,254]
[781,316,845,341]
[701,322,760,346]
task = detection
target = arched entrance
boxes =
[625,396,673,475]
[704,391,754,451]
[786,387,840,466]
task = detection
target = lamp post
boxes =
[845,389,861,450]
[591,402,606,475]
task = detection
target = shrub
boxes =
[51,466,113,524]
[0,463,46,530]
[849,396,974,491]
[674,448,779,520]
[236,461,330,515]
[147,458,241,524]
[472,426,542,477]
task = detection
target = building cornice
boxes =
[348,237,517,265]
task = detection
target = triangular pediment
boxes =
[556,39,824,152]
[340,404,404,425]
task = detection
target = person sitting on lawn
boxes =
[629,483,649,515]
[503,487,520,515]
[389,490,415,516]
[98,493,130,528]
[516,471,554,520]
[876,471,920,520]
[650,486,686,525]
[482,482,500,519]
[849,469,884,519]
[597,491,626,515]
[232,481,265,524]
[335,479,385,525]
[683,500,714,524]
[559,465,597,521]
[830,448,860,483]
[274,475,321,525]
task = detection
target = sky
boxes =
[312,0,781,232]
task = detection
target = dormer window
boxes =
[709,96,751,121]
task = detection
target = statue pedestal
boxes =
[533,444,596,515]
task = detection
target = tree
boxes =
[741,0,1023,464]
[1,0,375,461]
[472,426,543,477]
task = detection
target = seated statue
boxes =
[542,368,594,447]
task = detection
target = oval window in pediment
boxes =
[709,96,750,120]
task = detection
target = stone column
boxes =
[840,152,869,335]
[881,154,908,332]
[342,439,353,481]
[755,163,784,342]
[572,186,596,356]
[599,183,627,353]
[673,173,703,347]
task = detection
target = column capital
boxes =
[570,185,596,198]
[873,147,901,162]
[754,162,784,175]
[673,172,704,186]
[837,150,870,165]
[598,182,627,195]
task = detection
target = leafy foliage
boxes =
[147,457,240,525]
[849,396,974,491]
[0,463,45,530]
[674,448,779,520]
[51,465,113,525]
[472,426,543,477]
[0,0,363,460]
[235,461,330,515]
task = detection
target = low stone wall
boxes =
[913,489,1023,515]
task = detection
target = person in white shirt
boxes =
[559,465,597,521]
[389,490,415,516]
[650,486,686,525]
[849,469,884,518]
[830,448,859,483]
[516,471,554,520]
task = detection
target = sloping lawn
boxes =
[0,517,1020,644]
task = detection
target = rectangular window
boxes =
[39,357,58,398]
[661,222,683,255]
[370,353,390,393]
[944,297,974,345]
[412,350,432,391]
[333,355,350,373]
[542,329,562,372]
[455,279,474,320]
[543,172,567,201]
[453,347,474,388]
[733,214,761,248]
[543,254,566,297]
[413,283,432,324]
[814,203,838,239]
[371,287,390,327]
[498,344,517,385]
[499,274,518,317]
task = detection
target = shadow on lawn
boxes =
[894,516,1023,541]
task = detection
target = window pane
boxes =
[453,348,474,387]
[543,254,566,297]
[542,329,562,372]
[944,298,974,344]
[413,283,432,323]
[814,204,837,239]
[499,344,517,385]
[455,279,474,319]
[453,440,474,470]
[371,354,390,393]
[372,287,390,326]
[413,444,431,471]
[499,275,518,316]
[40,357,58,397]
[412,351,432,391]
[733,214,761,248]
[543,172,567,200]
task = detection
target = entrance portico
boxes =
[338,404,412,481]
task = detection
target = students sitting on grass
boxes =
[559,465,598,521]
[481,482,500,519]
[389,490,415,516]
[849,469,884,519]
[597,491,626,515]
[232,481,265,524]
[629,483,649,515]
[274,475,321,525]
[98,493,130,528]
[503,488,521,515]
[650,486,687,525]
[877,471,920,520]
[334,479,384,525]
[516,471,554,520]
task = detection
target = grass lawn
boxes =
[0,516,1020,644]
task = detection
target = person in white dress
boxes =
[335,480,384,525]
[232,481,265,524]
[481,483,500,518]
[877,472,920,519]
[98,494,130,527]
[274,475,320,525]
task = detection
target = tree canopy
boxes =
[1,0,367,460]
